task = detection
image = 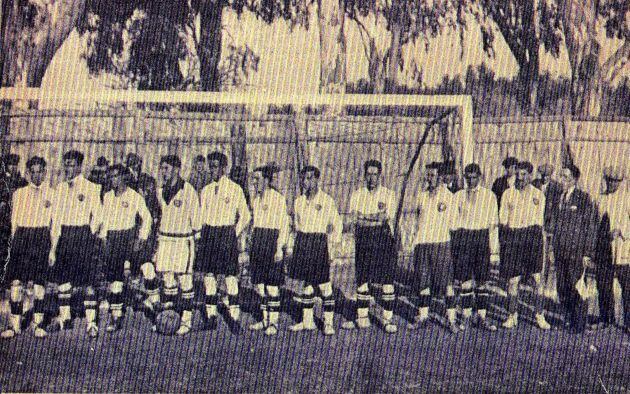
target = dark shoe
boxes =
[227,317,242,335]
[106,318,123,333]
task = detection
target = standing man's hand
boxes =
[274,248,283,263]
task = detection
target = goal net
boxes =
[0,88,473,276]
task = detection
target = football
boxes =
[155,310,181,336]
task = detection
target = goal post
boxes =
[0,87,474,262]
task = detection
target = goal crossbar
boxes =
[0,87,474,168]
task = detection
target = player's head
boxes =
[62,150,84,181]
[207,151,228,182]
[425,162,441,190]
[364,159,382,191]
[160,155,182,185]
[126,153,142,173]
[300,165,320,195]
[108,164,129,191]
[26,156,47,187]
[464,163,482,189]
[537,164,554,183]
[95,156,109,170]
[603,166,624,194]
[515,161,533,190]
[560,164,580,191]
[192,155,206,174]
[3,153,20,176]
[503,156,518,177]
[252,165,274,195]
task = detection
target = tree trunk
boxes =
[199,0,224,92]
[317,0,346,94]
[1,0,86,88]
[385,22,402,94]
[560,0,603,117]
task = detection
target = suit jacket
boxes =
[551,188,598,262]
[532,179,562,232]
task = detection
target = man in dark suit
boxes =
[551,164,598,333]
[491,156,518,208]
[594,166,626,330]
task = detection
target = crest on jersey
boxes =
[533,198,540,206]
[378,202,386,211]
[224,197,230,204]
[437,202,446,212]
[174,199,182,207]
[315,204,322,211]
[44,200,51,208]
[122,201,129,208]
[77,194,85,202]
[262,204,269,211]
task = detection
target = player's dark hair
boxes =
[502,156,518,168]
[194,154,205,163]
[364,160,382,174]
[517,161,534,174]
[63,150,84,165]
[254,165,275,182]
[109,164,129,178]
[160,155,182,168]
[464,163,481,176]
[207,151,228,167]
[96,156,109,167]
[301,165,320,179]
[26,156,46,170]
[565,164,581,180]
[126,153,142,166]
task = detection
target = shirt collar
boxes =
[566,186,576,198]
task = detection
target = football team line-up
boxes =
[0,150,628,338]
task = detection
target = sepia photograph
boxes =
[0,0,629,392]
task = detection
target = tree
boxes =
[558,0,629,116]
[480,0,629,116]
[318,0,347,93]
[1,0,86,88]
[346,0,467,93]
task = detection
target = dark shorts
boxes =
[197,225,239,276]
[500,226,543,279]
[54,225,99,286]
[4,227,51,285]
[411,242,453,297]
[130,228,156,266]
[104,229,136,282]
[452,229,491,283]
[249,228,284,286]
[290,232,330,285]
[355,225,396,285]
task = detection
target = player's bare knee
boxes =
[419,288,430,296]
[141,262,156,280]
[357,283,369,293]
[58,282,72,293]
[110,281,124,294]
[203,274,217,295]
[85,286,96,297]
[461,280,474,291]
[178,274,193,292]
[10,281,22,302]
[163,272,177,289]
[225,276,239,296]
[255,284,265,297]
[33,284,46,300]
[266,286,279,298]
[383,284,394,295]
[319,282,333,298]
[303,285,315,296]
[445,285,455,297]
